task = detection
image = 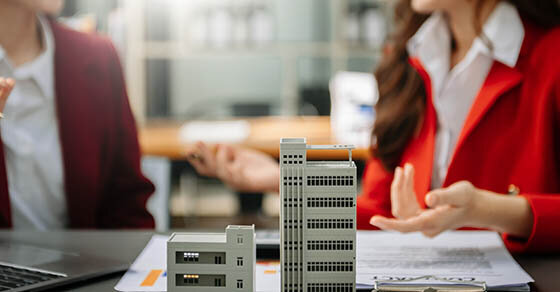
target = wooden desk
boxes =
[139,116,371,161]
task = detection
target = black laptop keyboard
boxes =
[0,264,65,290]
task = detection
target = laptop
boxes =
[0,241,128,291]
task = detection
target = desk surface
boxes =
[1,231,558,292]
[139,117,371,161]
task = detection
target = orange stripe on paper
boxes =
[141,269,163,287]
[257,261,280,266]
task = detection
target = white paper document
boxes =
[114,235,168,292]
[114,235,280,292]
[116,231,532,292]
[356,231,533,291]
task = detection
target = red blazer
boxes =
[0,20,155,228]
[357,19,560,253]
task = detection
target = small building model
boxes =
[167,225,256,292]
[280,138,357,292]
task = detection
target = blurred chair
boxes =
[299,86,331,116]
[142,156,171,231]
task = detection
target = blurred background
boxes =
[58,0,392,231]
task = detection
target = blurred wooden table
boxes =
[139,116,371,161]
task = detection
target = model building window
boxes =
[237,257,244,266]
[237,279,244,289]
[307,175,355,187]
[308,283,353,292]
[183,252,199,262]
[183,275,199,285]
[237,236,243,244]
[307,219,353,229]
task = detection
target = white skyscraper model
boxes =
[280,138,357,292]
[167,225,256,292]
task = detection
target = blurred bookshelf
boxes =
[60,0,393,123]
[58,0,388,229]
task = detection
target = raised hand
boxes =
[389,163,422,219]
[371,180,478,237]
[0,77,15,115]
[186,142,280,193]
[186,141,219,178]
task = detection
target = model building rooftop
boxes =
[168,233,227,243]
[280,138,356,164]
[226,225,254,230]
[280,137,306,143]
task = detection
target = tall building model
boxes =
[167,225,256,292]
[280,138,357,292]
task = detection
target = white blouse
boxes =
[0,15,67,229]
[406,2,525,188]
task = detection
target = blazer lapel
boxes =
[50,20,97,228]
[444,61,523,186]
[442,17,544,187]
[403,58,437,207]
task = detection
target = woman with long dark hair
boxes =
[187,0,560,253]
[362,0,560,253]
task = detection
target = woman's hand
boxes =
[0,77,15,112]
[370,164,534,238]
[186,142,219,178]
[390,163,422,219]
[371,180,479,237]
[186,142,280,193]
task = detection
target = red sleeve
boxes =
[357,158,394,230]
[503,71,560,253]
[502,194,560,253]
[97,39,155,229]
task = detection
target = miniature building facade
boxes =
[280,138,357,292]
[167,225,256,292]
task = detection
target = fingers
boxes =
[187,155,209,175]
[390,166,403,196]
[425,181,474,208]
[216,144,234,166]
[0,78,15,112]
[0,77,15,91]
[404,163,415,195]
[198,142,216,163]
[186,142,218,177]
[0,78,15,96]
[422,228,445,238]
[225,156,245,189]
[370,206,451,235]
[390,166,404,214]
[391,163,420,219]
[215,145,254,192]
[215,144,236,181]
[370,215,429,233]
[6,78,15,88]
